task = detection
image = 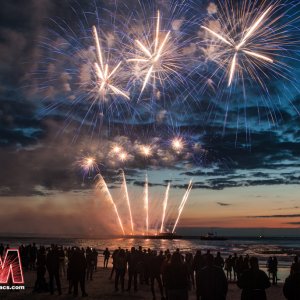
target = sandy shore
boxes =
[0,266,286,300]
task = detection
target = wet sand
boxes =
[1,267,286,300]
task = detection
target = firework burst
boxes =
[77,155,99,178]
[92,26,129,100]
[171,137,185,152]
[123,1,196,102]
[140,145,153,158]
[127,10,172,94]
[199,0,300,93]
[119,151,129,162]
[35,2,134,137]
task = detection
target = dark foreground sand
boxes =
[0,267,286,300]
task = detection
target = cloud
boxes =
[285,222,300,225]
[272,206,300,211]
[133,181,166,188]
[216,202,231,206]
[249,214,300,218]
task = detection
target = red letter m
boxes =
[0,249,24,284]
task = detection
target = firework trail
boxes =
[121,170,134,235]
[160,182,171,233]
[172,180,193,233]
[96,174,125,235]
[144,174,149,234]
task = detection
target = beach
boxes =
[1,266,286,300]
[1,236,297,300]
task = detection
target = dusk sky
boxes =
[1,0,300,237]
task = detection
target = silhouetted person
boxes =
[34,246,48,293]
[20,244,30,270]
[46,245,62,295]
[283,260,300,300]
[185,252,194,289]
[203,250,212,266]
[67,248,75,294]
[136,246,145,285]
[161,252,172,289]
[144,248,151,285]
[58,246,65,277]
[243,255,250,273]
[197,253,228,300]
[86,247,95,281]
[110,249,119,280]
[69,247,88,297]
[19,245,26,270]
[103,248,110,268]
[232,253,238,281]
[270,256,278,285]
[290,256,300,275]
[92,248,98,271]
[163,251,189,300]
[225,255,233,281]
[193,250,205,271]
[30,243,38,270]
[266,256,272,279]
[237,256,270,300]
[236,256,244,280]
[193,250,205,300]
[0,243,4,257]
[215,252,225,268]
[115,249,127,292]
[127,247,138,292]
[149,250,165,300]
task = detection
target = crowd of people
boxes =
[1,242,300,299]
[108,247,271,300]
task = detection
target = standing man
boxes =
[69,247,88,297]
[127,247,138,292]
[92,248,98,271]
[46,245,62,295]
[103,248,110,268]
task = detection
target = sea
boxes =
[1,236,300,282]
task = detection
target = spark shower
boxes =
[96,171,193,236]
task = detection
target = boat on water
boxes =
[200,232,227,240]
